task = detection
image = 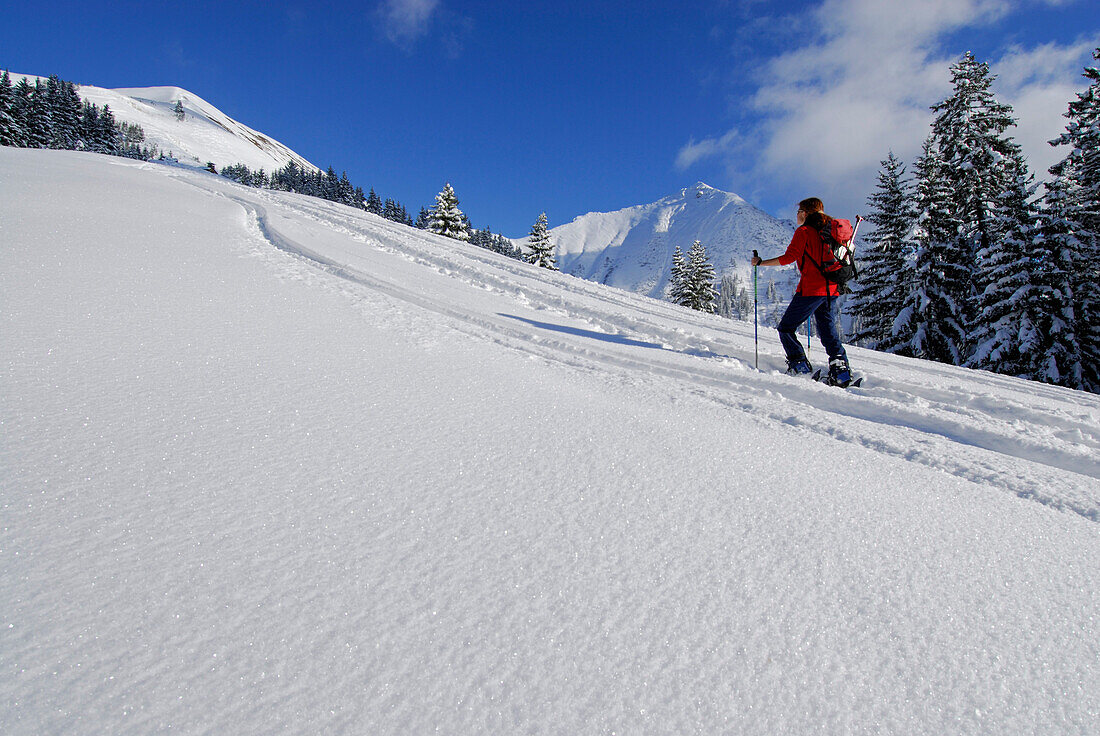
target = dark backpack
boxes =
[807,217,860,293]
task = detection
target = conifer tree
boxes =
[56,81,82,149]
[78,100,98,148]
[967,159,1045,377]
[26,79,51,148]
[668,246,689,306]
[415,206,431,229]
[526,212,557,269]
[0,71,15,146]
[668,242,717,312]
[890,137,969,363]
[930,52,1031,355]
[11,78,34,147]
[96,104,120,152]
[428,183,469,241]
[1045,48,1100,391]
[323,166,339,201]
[44,76,64,148]
[366,188,383,215]
[384,198,407,222]
[685,240,718,313]
[848,152,914,347]
[1036,175,1084,388]
[174,99,185,121]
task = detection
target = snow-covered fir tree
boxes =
[366,188,383,215]
[967,158,1045,377]
[848,152,914,348]
[1044,48,1100,392]
[174,99,185,121]
[890,137,969,363]
[428,183,469,241]
[685,240,718,313]
[930,52,1031,355]
[10,78,34,147]
[99,105,122,152]
[46,76,81,150]
[668,246,689,306]
[0,72,16,147]
[26,79,51,149]
[669,241,717,312]
[1037,173,1084,388]
[337,171,356,207]
[526,212,557,269]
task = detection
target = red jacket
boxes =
[777,225,840,297]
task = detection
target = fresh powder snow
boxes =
[2,148,1098,734]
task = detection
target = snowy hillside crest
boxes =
[69,77,319,174]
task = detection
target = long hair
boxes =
[805,211,831,230]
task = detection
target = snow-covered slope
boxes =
[3,148,1099,735]
[13,73,318,174]
[549,182,798,298]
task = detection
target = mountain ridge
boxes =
[9,72,319,175]
[546,181,798,300]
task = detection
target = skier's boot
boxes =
[786,356,813,376]
[828,356,852,388]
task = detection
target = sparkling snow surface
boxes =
[3,149,1099,735]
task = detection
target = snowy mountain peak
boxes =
[682,181,741,203]
[551,183,794,299]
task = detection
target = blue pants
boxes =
[777,296,847,365]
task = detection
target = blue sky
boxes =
[3,0,1098,236]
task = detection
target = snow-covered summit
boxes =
[549,181,796,299]
[37,74,320,174]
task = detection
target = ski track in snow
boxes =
[176,174,1100,523]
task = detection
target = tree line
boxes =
[846,50,1100,393]
[0,71,154,159]
[220,166,529,261]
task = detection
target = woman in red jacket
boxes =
[751,197,852,385]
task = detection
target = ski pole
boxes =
[752,250,759,370]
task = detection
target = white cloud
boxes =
[680,0,1097,219]
[378,0,440,46]
[676,130,742,171]
[994,38,1100,174]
